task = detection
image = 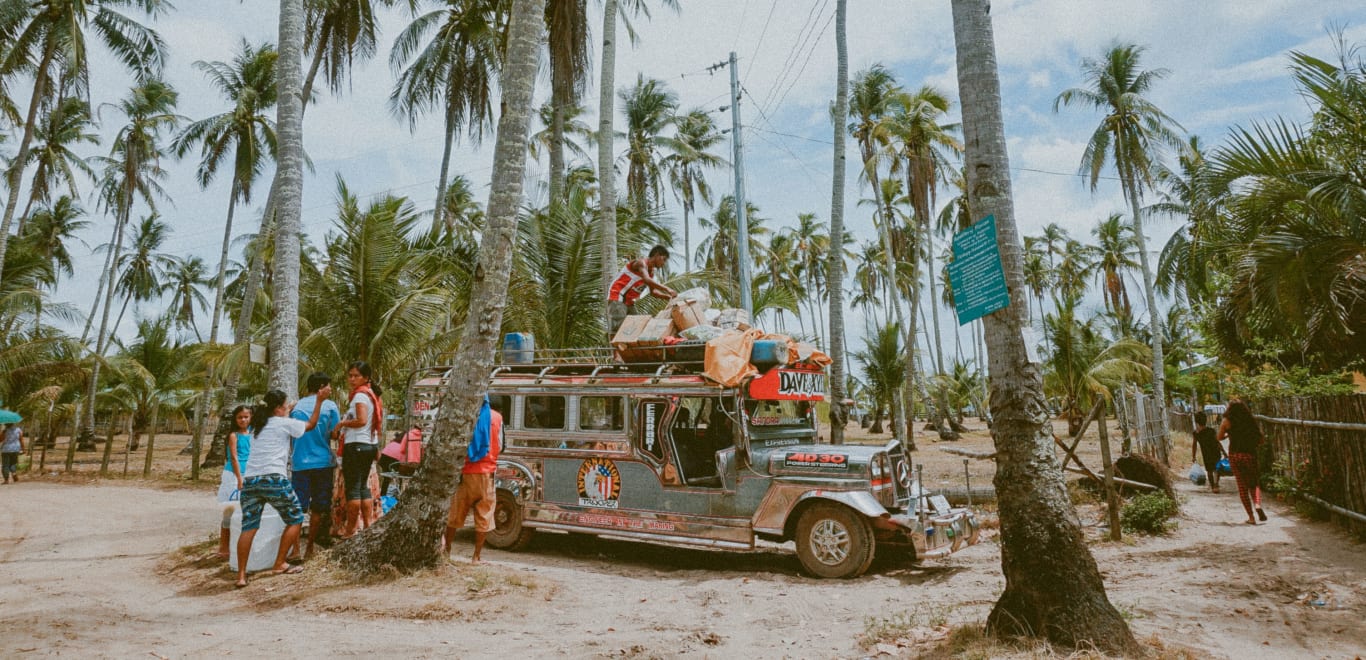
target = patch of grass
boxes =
[1121,492,1179,535]
[915,624,1205,659]
[857,606,955,650]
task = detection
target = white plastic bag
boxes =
[228,504,285,571]
[1188,462,1207,486]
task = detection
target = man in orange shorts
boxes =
[444,397,502,563]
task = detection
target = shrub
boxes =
[1121,492,1178,535]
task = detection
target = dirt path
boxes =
[1,476,1363,658]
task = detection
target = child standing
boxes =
[236,387,330,588]
[217,406,252,559]
[1191,411,1225,493]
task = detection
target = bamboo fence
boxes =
[1252,394,1366,527]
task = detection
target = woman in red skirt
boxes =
[1218,399,1267,524]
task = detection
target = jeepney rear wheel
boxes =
[486,489,535,551]
[795,503,875,579]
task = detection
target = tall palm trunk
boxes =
[335,0,542,572]
[1122,173,1167,438]
[80,203,132,447]
[924,233,946,374]
[189,175,239,476]
[549,100,567,205]
[268,0,308,395]
[950,0,1135,651]
[872,210,910,447]
[0,41,56,288]
[143,407,159,477]
[597,0,619,333]
[432,100,457,231]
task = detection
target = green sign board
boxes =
[948,214,1011,325]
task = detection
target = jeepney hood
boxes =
[758,443,882,478]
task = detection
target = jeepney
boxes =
[406,350,979,579]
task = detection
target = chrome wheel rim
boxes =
[810,519,851,565]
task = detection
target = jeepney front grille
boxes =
[889,446,912,509]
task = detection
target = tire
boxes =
[485,489,535,551]
[794,502,875,579]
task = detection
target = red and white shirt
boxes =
[607,259,651,305]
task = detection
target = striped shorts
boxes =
[241,474,306,530]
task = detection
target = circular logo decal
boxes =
[577,457,621,509]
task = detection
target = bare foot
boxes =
[272,564,304,575]
[234,579,248,589]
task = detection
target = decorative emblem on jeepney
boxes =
[577,457,621,509]
[896,460,912,489]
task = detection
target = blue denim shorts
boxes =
[241,474,306,531]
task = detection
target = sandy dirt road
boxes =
[1,475,1363,658]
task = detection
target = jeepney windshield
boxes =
[744,399,815,429]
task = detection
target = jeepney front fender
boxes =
[495,460,537,503]
[752,484,890,537]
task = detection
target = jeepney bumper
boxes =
[875,508,980,560]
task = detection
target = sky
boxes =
[29,0,1366,363]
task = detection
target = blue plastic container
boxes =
[503,332,535,364]
[750,340,787,370]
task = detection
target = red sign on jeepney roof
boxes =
[749,368,827,401]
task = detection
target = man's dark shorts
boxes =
[241,474,305,531]
[292,467,335,513]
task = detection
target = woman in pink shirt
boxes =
[379,425,422,495]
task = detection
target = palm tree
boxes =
[20,196,88,284]
[597,0,679,337]
[951,0,1136,651]
[335,0,543,572]
[79,78,180,448]
[531,101,592,172]
[1021,250,1049,328]
[111,214,174,335]
[854,322,905,437]
[175,41,278,348]
[827,0,849,445]
[545,0,590,205]
[695,195,769,303]
[619,75,678,220]
[17,96,99,232]
[164,256,210,342]
[665,108,725,269]
[389,0,507,231]
[890,85,960,377]
[439,173,485,238]
[0,0,168,288]
[1042,294,1150,435]
[1153,135,1220,305]
[267,0,310,396]
[107,316,190,461]
[1087,212,1140,319]
[1055,42,1183,430]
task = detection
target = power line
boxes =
[730,0,753,53]
[759,0,828,116]
[764,7,835,120]
[742,0,780,83]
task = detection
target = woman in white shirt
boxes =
[235,386,331,588]
[331,360,383,537]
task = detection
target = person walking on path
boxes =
[444,396,502,563]
[2,423,24,483]
[235,387,331,588]
[606,245,677,335]
[1191,410,1226,493]
[217,406,252,559]
[1218,399,1266,524]
[331,361,382,537]
[289,372,341,560]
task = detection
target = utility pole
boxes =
[726,51,753,315]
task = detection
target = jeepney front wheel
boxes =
[795,503,875,579]
[486,489,535,551]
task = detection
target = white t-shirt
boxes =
[344,393,377,445]
[243,416,308,478]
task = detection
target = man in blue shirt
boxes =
[290,372,341,559]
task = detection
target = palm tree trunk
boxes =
[925,233,946,375]
[950,0,1135,651]
[549,100,567,205]
[1124,180,1167,439]
[143,407,159,477]
[0,40,56,288]
[189,179,239,476]
[874,218,910,447]
[598,0,620,335]
[80,238,117,345]
[335,0,542,572]
[80,206,132,447]
[100,412,119,476]
[268,0,308,395]
[432,100,457,231]
[681,203,690,271]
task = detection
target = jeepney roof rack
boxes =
[421,346,709,381]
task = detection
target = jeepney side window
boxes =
[578,396,624,431]
[524,395,565,430]
[637,400,667,463]
[489,394,512,428]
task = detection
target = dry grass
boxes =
[905,624,1208,659]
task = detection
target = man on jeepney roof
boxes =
[606,245,677,335]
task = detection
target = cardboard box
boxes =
[611,315,653,350]
[635,317,676,346]
[716,307,751,331]
[671,300,707,331]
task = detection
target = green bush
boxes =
[1121,493,1178,535]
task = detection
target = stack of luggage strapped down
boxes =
[611,288,832,387]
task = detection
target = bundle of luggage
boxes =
[611,288,832,386]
